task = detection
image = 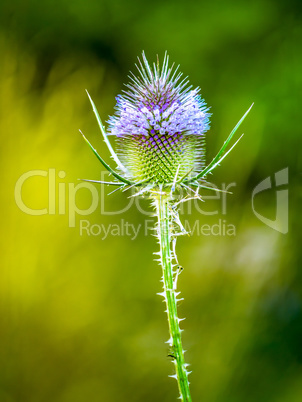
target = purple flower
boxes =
[84,53,251,188]
[107,52,210,139]
[106,52,211,184]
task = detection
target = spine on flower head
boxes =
[107,52,211,185]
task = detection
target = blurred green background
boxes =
[1,0,301,401]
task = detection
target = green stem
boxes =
[155,193,192,401]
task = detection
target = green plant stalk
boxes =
[155,193,192,401]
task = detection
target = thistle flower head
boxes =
[107,52,211,185]
[83,53,252,195]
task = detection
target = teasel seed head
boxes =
[107,52,211,185]
[82,52,252,195]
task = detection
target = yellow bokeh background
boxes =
[0,1,301,401]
